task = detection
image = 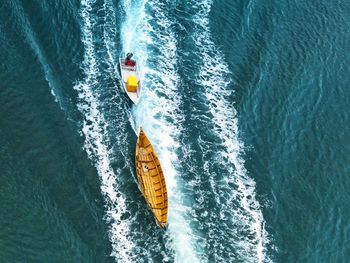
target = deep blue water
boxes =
[0,0,349,262]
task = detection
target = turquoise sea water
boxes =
[0,0,349,262]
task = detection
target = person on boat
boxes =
[125,52,136,67]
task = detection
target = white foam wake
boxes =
[74,1,134,261]
[191,1,270,262]
[121,0,204,262]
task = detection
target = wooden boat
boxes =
[135,128,168,227]
[119,53,142,104]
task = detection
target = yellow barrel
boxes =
[127,76,138,92]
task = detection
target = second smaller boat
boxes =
[135,128,168,227]
[119,52,142,104]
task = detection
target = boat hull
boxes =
[135,128,168,227]
[119,56,142,104]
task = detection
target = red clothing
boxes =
[125,60,136,66]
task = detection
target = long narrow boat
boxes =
[119,53,142,104]
[135,128,168,227]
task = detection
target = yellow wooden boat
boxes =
[135,128,168,227]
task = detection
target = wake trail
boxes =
[74,1,134,262]
[121,0,205,262]
[190,0,271,262]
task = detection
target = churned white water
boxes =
[191,0,270,262]
[121,0,205,262]
[74,0,270,261]
[74,1,134,262]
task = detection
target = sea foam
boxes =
[122,0,205,261]
[74,1,134,261]
[191,0,271,262]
